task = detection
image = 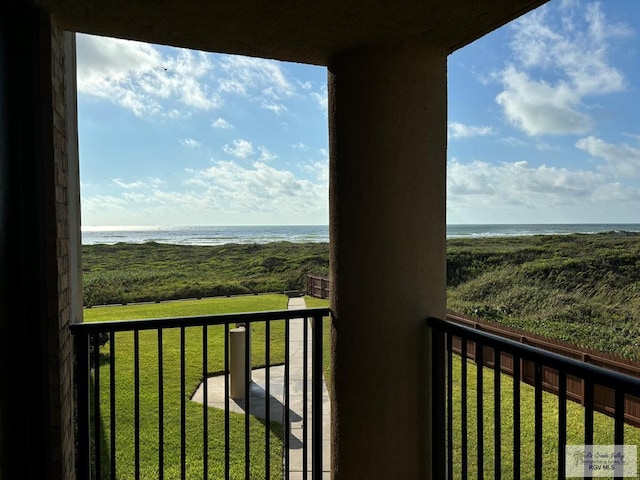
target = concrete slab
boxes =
[190,296,331,477]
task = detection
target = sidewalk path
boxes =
[191,296,331,479]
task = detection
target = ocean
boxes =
[81,224,640,246]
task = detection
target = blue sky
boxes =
[77,0,640,226]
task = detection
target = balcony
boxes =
[71,306,330,480]
[72,306,640,479]
[430,317,640,479]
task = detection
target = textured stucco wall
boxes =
[328,41,447,479]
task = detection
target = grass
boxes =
[85,294,640,479]
[85,294,290,480]
[82,242,329,307]
[450,355,640,479]
[302,296,332,390]
[447,232,640,360]
[83,233,640,359]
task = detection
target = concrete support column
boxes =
[328,41,447,479]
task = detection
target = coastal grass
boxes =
[82,241,329,307]
[82,232,640,361]
[447,232,640,360]
[84,294,289,480]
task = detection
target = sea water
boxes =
[81,224,640,246]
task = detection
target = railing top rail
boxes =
[70,307,330,334]
[429,316,640,396]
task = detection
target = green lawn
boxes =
[451,355,640,479]
[84,294,638,479]
[85,294,290,480]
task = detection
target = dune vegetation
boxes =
[83,231,640,359]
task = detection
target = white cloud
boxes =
[448,121,494,140]
[303,161,329,184]
[499,136,528,147]
[82,160,329,225]
[576,136,640,178]
[496,66,593,136]
[76,34,221,116]
[447,158,640,221]
[495,2,632,136]
[258,147,278,161]
[223,139,254,158]
[311,85,328,116]
[179,138,201,148]
[212,117,233,129]
[112,178,146,189]
[216,56,297,115]
[535,142,560,151]
[183,160,327,216]
[76,34,314,119]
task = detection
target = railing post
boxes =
[74,331,91,480]
[431,321,446,479]
[312,313,324,480]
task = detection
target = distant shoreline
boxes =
[81,223,640,246]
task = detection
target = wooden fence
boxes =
[306,274,330,299]
[306,275,640,426]
[447,311,640,427]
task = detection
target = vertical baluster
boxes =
[584,379,594,480]
[224,324,230,480]
[285,317,290,479]
[513,354,521,480]
[534,363,542,480]
[110,331,117,480]
[614,388,624,446]
[312,313,323,480]
[180,326,186,480]
[584,378,594,445]
[494,348,501,480]
[265,320,271,479]
[584,378,594,446]
[202,325,208,479]
[134,330,140,480]
[303,314,308,476]
[558,371,566,480]
[75,331,90,480]
[477,342,484,480]
[447,333,453,479]
[92,332,101,480]
[461,339,468,479]
[158,329,164,480]
[244,322,251,480]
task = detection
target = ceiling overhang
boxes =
[37,0,549,65]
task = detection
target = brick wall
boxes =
[50,22,76,480]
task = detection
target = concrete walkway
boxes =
[191,296,331,479]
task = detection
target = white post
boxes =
[229,326,247,400]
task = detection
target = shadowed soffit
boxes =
[37,0,549,64]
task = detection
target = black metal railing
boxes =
[429,317,640,480]
[71,307,329,480]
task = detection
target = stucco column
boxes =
[328,41,447,479]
